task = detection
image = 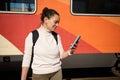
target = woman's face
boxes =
[44,14,60,32]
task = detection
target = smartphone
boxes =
[70,35,81,49]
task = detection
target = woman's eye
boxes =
[55,21,59,24]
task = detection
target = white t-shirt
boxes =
[22,25,64,74]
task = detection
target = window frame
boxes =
[0,0,36,14]
[70,0,120,16]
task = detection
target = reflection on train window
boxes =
[71,0,120,16]
[0,0,36,14]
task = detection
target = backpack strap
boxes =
[32,30,39,46]
[27,30,39,78]
[31,30,39,62]
[51,31,58,44]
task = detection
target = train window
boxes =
[0,0,36,14]
[71,0,120,16]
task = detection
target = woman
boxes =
[21,7,76,80]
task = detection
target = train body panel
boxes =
[0,0,120,69]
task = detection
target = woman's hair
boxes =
[41,7,59,22]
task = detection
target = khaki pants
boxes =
[32,69,62,80]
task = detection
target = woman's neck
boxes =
[42,23,51,32]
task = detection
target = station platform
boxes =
[69,77,120,80]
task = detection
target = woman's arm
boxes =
[61,48,76,59]
[21,67,29,80]
[21,33,33,80]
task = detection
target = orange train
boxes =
[0,0,120,70]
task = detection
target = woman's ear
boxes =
[44,17,49,26]
[44,17,48,23]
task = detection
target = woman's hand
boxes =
[61,43,78,59]
[68,43,78,55]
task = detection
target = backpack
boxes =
[27,30,58,79]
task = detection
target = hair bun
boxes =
[43,7,49,13]
[41,7,59,22]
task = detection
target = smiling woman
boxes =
[0,0,36,14]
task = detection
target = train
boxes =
[0,0,120,79]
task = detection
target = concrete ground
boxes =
[71,77,120,80]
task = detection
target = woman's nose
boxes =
[55,23,59,26]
